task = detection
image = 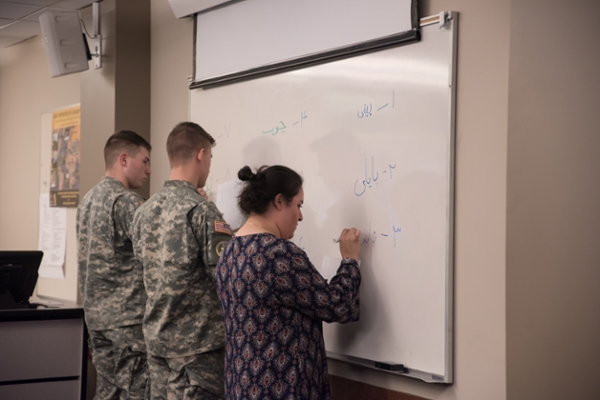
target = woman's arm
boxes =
[272,239,361,324]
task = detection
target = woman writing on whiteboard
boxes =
[215,165,362,400]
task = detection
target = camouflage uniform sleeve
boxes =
[76,204,86,300]
[114,192,145,239]
[190,201,233,276]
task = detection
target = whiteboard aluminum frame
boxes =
[326,11,457,384]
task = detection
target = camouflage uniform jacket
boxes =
[132,180,231,358]
[76,176,147,330]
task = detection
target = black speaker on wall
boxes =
[39,11,90,77]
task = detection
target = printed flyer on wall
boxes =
[50,105,80,207]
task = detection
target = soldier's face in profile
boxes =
[197,146,212,188]
[125,147,151,189]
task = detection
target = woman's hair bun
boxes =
[238,166,256,182]
[237,165,303,216]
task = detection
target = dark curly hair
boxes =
[237,165,303,216]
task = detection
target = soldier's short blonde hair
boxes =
[166,122,215,166]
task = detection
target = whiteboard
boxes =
[190,14,456,383]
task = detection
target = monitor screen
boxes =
[0,251,43,309]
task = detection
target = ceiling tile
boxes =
[23,6,78,21]
[0,0,96,47]
[0,3,40,20]
[0,36,24,47]
[50,0,96,10]
[0,0,58,7]
[0,19,39,38]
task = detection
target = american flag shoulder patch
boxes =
[214,220,233,235]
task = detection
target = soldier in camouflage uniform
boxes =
[132,122,231,400]
[77,130,152,399]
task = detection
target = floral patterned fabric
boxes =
[215,233,361,400]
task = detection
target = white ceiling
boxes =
[0,0,97,47]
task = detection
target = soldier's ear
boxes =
[119,152,128,167]
[197,148,206,163]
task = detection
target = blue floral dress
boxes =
[215,233,361,400]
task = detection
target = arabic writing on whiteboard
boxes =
[331,222,402,248]
[360,222,403,248]
[216,122,231,139]
[357,91,395,118]
[262,111,308,136]
[354,156,397,196]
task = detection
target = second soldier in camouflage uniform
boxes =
[132,122,231,400]
[77,130,152,399]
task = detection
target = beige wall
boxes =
[149,0,194,192]
[506,1,600,399]
[0,35,81,301]
[0,36,80,251]
[80,0,151,199]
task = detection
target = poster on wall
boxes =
[50,106,80,207]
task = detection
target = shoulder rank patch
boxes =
[214,220,233,235]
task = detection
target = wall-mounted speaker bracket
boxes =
[92,2,102,69]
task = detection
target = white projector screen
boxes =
[193,0,416,86]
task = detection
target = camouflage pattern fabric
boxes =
[147,349,225,400]
[132,180,230,359]
[88,325,148,400]
[77,176,147,330]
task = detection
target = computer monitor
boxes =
[0,251,43,309]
